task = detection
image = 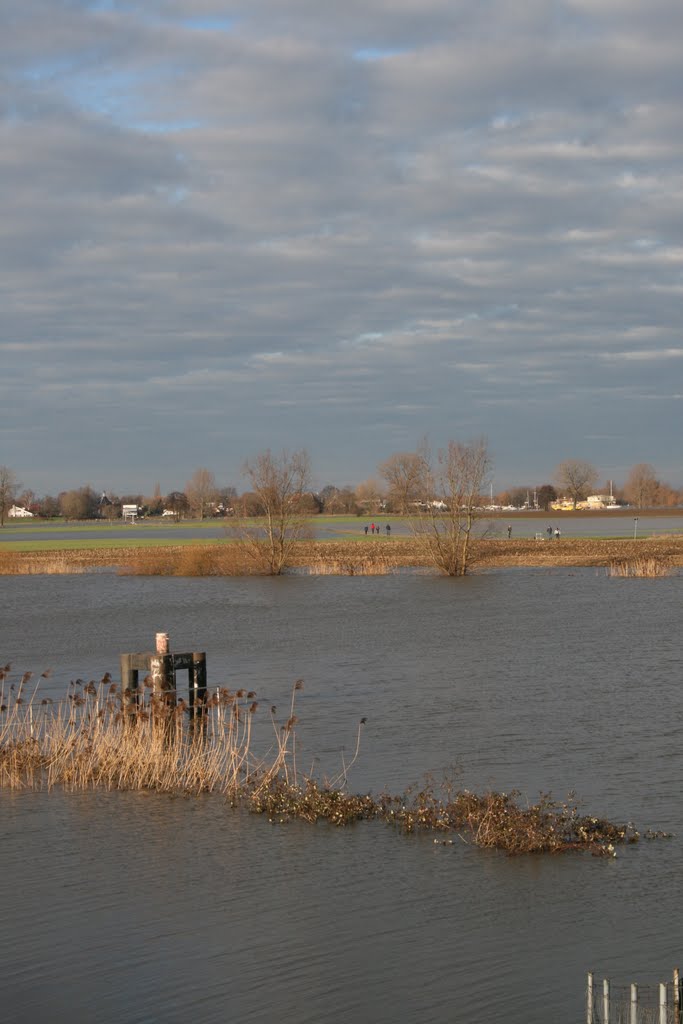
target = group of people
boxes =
[364,523,391,536]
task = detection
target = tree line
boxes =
[0,455,680,529]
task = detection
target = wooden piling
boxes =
[603,978,610,1024]
[120,636,207,720]
[674,967,681,1024]
[660,983,668,1024]
[630,983,638,1024]
[586,972,594,1024]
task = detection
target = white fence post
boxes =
[587,973,594,1024]
[660,982,667,1024]
[674,968,681,1024]
[630,983,638,1024]
[603,979,610,1024]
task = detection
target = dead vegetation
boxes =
[1,535,681,576]
[0,665,654,857]
[608,557,673,578]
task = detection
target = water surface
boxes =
[1,569,680,1023]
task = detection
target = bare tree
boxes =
[0,465,19,526]
[186,467,218,520]
[412,438,491,576]
[236,449,311,574]
[378,449,429,514]
[164,491,189,521]
[554,459,599,509]
[623,463,659,508]
[354,477,384,514]
[59,486,99,521]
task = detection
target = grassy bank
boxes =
[0,536,681,575]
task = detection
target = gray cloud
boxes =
[1,0,681,492]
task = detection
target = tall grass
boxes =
[0,665,652,856]
[2,536,682,575]
[608,557,673,577]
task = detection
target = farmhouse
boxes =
[8,506,34,518]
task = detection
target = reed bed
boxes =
[2,535,682,575]
[0,665,652,857]
[608,557,673,577]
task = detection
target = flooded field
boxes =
[1,568,680,1023]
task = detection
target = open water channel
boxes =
[1,567,681,1023]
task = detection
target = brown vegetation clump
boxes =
[378,783,639,855]
[0,665,655,857]
[608,557,673,578]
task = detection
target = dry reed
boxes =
[2,535,682,575]
[0,664,654,857]
[608,557,673,577]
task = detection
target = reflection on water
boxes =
[1,569,681,1023]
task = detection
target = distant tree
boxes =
[235,491,258,516]
[554,459,599,509]
[536,484,557,511]
[355,478,384,513]
[234,449,312,574]
[59,487,99,520]
[320,484,340,510]
[412,438,492,576]
[623,464,660,508]
[164,491,189,521]
[100,493,122,520]
[217,485,238,509]
[185,468,218,520]
[322,486,359,515]
[299,491,323,514]
[378,450,429,514]
[37,494,60,518]
[0,466,19,526]
[18,488,36,512]
[145,482,164,516]
[507,487,531,509]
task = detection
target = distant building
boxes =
[581,494,619,510]
[8,505,34,518]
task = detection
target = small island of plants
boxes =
[0,667,663,858]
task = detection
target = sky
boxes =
[2,0,682,496]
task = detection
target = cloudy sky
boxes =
[2,0,681,496]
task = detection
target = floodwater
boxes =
[1,569,681,1023]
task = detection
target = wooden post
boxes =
[187,652,207,721]
[150,654,174,697]
[586,973,594,1024]
[660,983,668,1024]
[120,653,139,714]
[603,978,610,1024]
[630,983,638,1024]
[674,967,681,1024]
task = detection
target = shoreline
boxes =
[1,536,681,575]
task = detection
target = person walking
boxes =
[386,524,391,536]
[554,527,561,540]
[547,525,553,540]
[507,525,512,539]
[364,525,368,535]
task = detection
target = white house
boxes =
[8,505,34,518]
